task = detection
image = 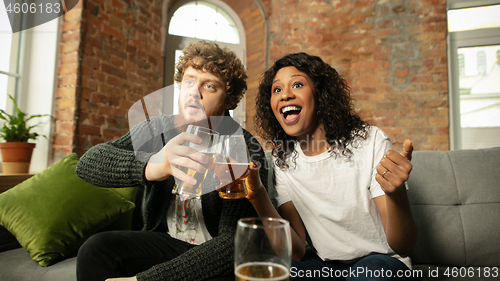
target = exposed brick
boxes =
[61,52,79,64]
[395,69,409,77]
[59,98,76,110]
[428,135,448,144]
[79,124,101,136]
[53,135,73,146]
[111,0,123,9]
[64,8,82,21]
[101,62,127,79]
[51,0,449,161]
[59,63,79,75]
[57,87,76,98]
[59,74,78,87]
[102,23,127,41]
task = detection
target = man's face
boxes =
[177,67,229,126]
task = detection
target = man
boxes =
[76,41,267,281]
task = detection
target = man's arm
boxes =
[76,129,151,188]
[137,132,268,281]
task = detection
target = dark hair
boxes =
[255,52,369,169]
[174,41,247,110]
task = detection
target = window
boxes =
[447,4,500,32]
[0,8,60,173]
[458,54,465,77]
[164,0,246,126]
[448,0,500,150]
[169,1,240,44]
[477,51,487,74]
[0,3,19,111]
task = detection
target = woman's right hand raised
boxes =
[144,132,211,184]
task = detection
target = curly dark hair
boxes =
[174,41,247,110]
[255,52,369,169]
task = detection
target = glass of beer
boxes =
[172,125,221,200]
[234,217,292,281]
[213,135,251,199]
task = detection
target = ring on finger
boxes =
[382,170,389,179]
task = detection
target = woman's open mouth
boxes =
[280,105,302,124]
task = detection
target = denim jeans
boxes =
[290,252,413,280]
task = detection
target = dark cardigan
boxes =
[76,115,268,281]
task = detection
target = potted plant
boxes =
[0,94,52,174]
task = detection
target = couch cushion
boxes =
[407,147,500,267]
[0,153,135,267]
[450,148,500,205]
[0,248,77,281]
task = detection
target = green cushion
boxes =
[100,186,138,231]
[0,153,135,267]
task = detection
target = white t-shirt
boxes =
[275,126,410,268]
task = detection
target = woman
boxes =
[245,52,417,280]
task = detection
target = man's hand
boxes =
[144,132,211,185]
[375,139,413,194]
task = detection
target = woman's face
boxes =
[270,66,319,140]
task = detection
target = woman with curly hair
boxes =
[245,52,417,280]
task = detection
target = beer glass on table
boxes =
[213,135,251,199]
[172,125,221,200]
[234,217,292,281]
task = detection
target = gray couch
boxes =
[405,147,500,280]
[1,147,499,280]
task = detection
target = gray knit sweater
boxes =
[76,114,268,281]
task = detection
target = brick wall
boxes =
[266,0,449,151]
[54,0,164,158]
[77,0,164,156]
[52,0,448,160]
[222,0,267,136]
[54,1,83,160]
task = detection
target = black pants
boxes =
[76,230,233,281]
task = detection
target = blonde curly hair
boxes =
[174,41,247,110]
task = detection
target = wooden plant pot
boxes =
[0,142,36,174]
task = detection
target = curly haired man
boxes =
[75,41,267,281]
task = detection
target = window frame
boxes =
[447,0,500,150]
[0,14,61,173]
[0,6,23,112]
[163,0,247,127]
[476,51,486,74]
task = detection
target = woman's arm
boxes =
[374,139,417,257]
[245,163,307,261]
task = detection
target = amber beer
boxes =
[213,162,250,199]
[235,262,289,281]
[175,153,216,199]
